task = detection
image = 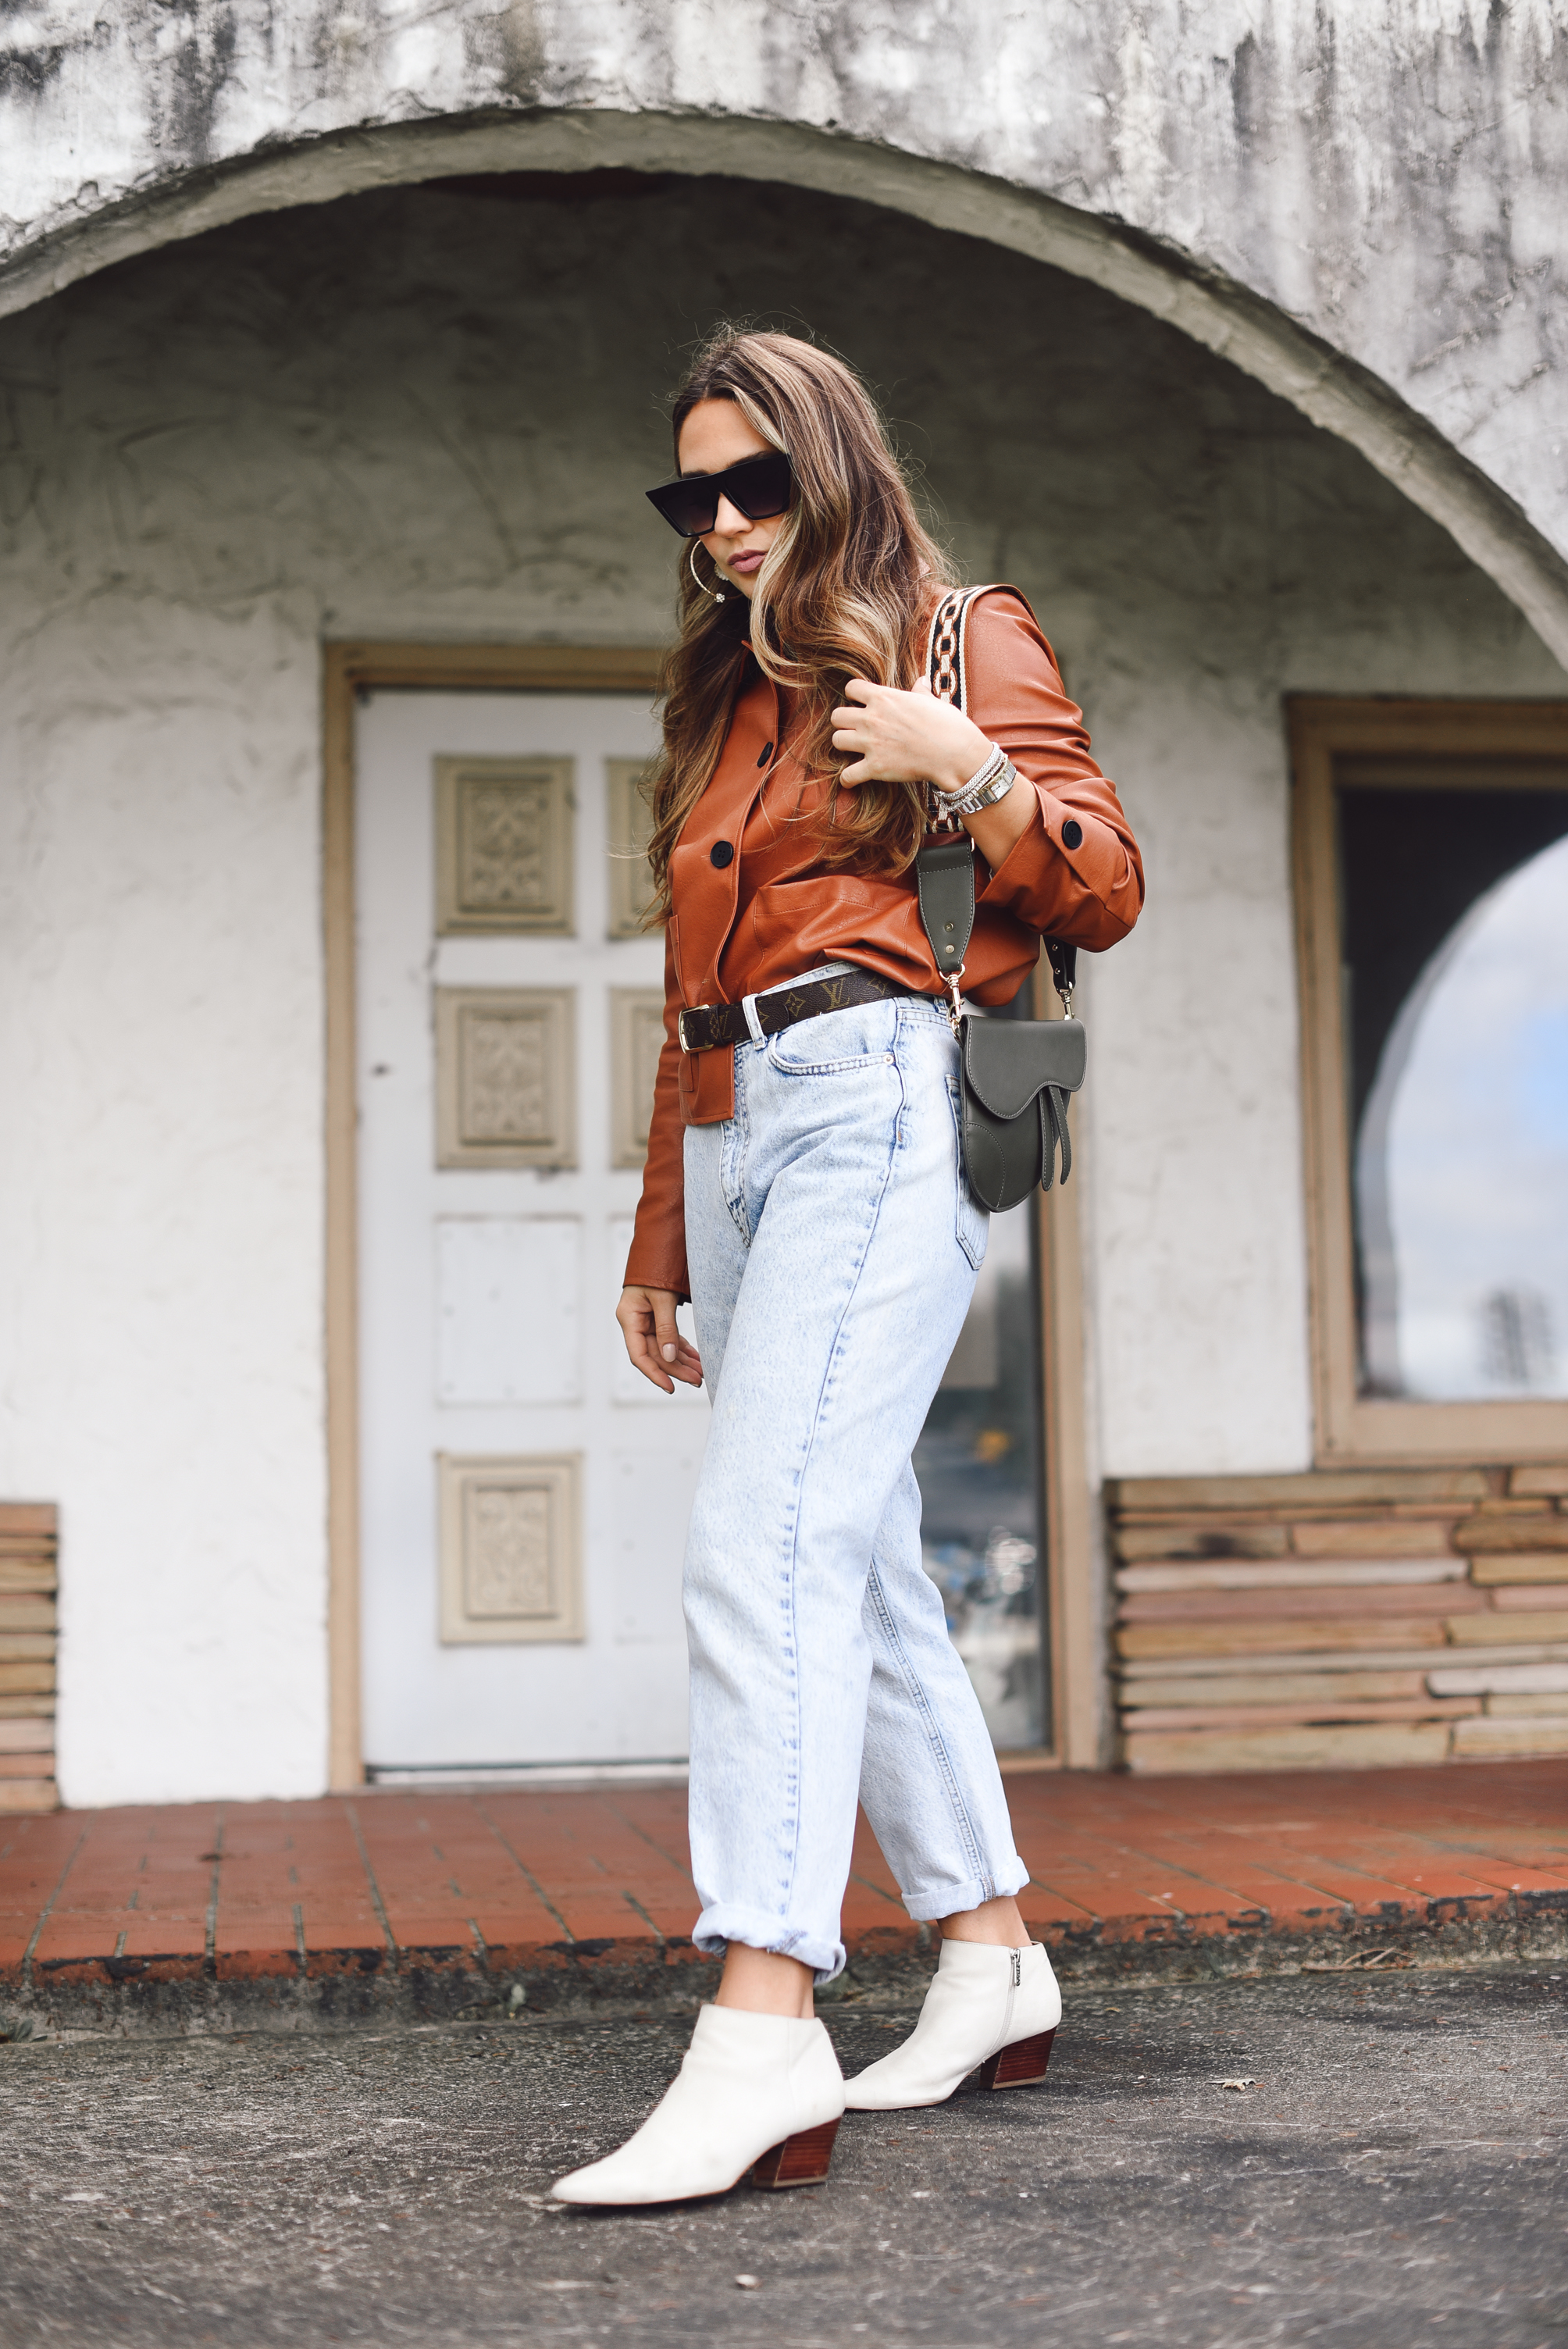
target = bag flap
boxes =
[962,1016,1085,1116]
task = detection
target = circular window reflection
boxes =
[1356,831,1568,1399]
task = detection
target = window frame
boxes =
[1290,696,1568,1464]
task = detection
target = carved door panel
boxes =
[355,690,707,1772]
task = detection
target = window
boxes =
[914,993,1049,1751]
[915,1194,1047,1748]
[1292,700,1568,1460]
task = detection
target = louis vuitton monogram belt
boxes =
[676,968,928,1053]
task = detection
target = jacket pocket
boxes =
[946,1076,990,1271]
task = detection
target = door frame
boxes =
[1032,954,1101,1770]
[321,641,1099,1788]
[323,643,665,1788]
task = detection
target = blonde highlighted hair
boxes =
[643,329,952,914]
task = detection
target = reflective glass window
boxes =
[1338,767,1568,1402]
[914,1184,1048,1752]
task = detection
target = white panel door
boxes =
[355,690,707,1768]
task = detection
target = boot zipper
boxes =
[992,1948,1021,2056]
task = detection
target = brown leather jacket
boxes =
[625,586,1143,1298]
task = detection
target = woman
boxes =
[553,330,1142,2207]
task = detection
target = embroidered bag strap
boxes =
[921,583,1078,1017]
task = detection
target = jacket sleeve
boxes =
[964,589,1144,949]
[622,921,690,1302]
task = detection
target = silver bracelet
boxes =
[933,743,1017,819]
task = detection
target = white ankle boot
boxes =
[843,1939,1061,2111]
[551,2003,846,2206]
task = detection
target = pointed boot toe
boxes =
[551,2004,846,2207]
[844,1940,1061,2112]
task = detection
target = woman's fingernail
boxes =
[661,1343,677,1361]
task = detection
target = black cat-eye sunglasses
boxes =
[645,451,795,539]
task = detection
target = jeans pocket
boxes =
[765,1000,897,1075]
[946,1078,989,1270]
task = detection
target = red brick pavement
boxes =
[2,1762,1564,1996]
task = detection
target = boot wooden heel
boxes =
[750,2116,841,2189]
[977,2027,1056,2091]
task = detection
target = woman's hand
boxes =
[831,677,1037,868]
[830,675,991,793]
[617,1285,704,1395]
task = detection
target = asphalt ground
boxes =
[0,1963,1563,2349]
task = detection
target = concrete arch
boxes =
[5,105,1568,669]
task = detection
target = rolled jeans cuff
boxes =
[693,1905,848,1987]
[900,1855,1030,1925]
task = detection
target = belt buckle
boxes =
[678,1006,710,1053]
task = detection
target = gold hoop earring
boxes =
[690,542,727,602]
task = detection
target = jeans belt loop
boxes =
[740,991,768,1046]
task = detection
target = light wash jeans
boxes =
[682,975,1029,1982]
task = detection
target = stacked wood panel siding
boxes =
[0,1505,58,1812]
[1107,1467,1568,1773]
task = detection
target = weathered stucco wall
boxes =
[1,0,1565,647]
[0,590,326,1804]
[0,176,1561,1802]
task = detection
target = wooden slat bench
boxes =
[1106,1465,1568,1772]
[0,1503,58,1812]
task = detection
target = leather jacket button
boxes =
[1061,818,1084,850]
[710,840,735,868]
[756,741,775,767]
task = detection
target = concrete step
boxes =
[3,1762,1565,2039]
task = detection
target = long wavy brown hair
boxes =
[642,329,952,915]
